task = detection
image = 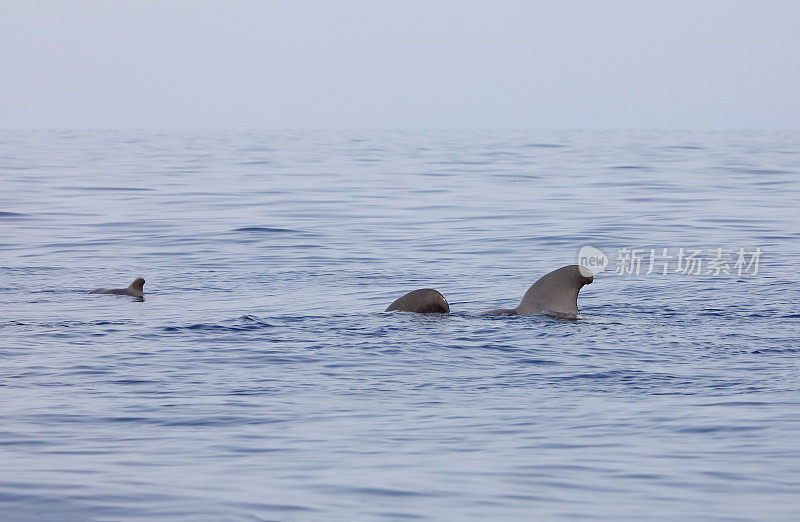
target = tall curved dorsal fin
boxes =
[515,265,593,315]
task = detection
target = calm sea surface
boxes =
[1,130,799,520]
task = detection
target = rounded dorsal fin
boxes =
[385,288,449,314]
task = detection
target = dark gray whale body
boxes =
[385,288,450,314]
[385,265,593,316]
[89,277,145,298]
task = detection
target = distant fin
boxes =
[127,277,145,297]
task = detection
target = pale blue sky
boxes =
[2,0,799,129]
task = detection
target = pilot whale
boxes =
[89,277,145,298]
[385,265,593,315]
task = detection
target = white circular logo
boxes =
[578,246,608,274]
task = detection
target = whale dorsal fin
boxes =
[515,265,592,315]
[385,288,449,314]
[127,277,145,297]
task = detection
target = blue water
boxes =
[1,130,799,520]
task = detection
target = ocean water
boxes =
[1,130,799,520]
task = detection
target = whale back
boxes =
[385,288,449,314]
[515,265,593,315]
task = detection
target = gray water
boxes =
[1,130,799,520]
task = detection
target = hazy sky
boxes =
[2,1,799,129]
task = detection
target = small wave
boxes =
[238,160,273,165]
[321,485,437,498]
[674,425,764,434]
[60,186,155,192]
[719,167,793,175]
[161,315,273,333]
[524,143,564,148]
[0,211,30,218]
[1,320,129,328]
[517,358,561,366]
[233,226,298,233]
[82,221,157,228]
[698,401,768,407]
[751,347,800,354]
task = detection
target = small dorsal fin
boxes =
[127,277,145,296]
